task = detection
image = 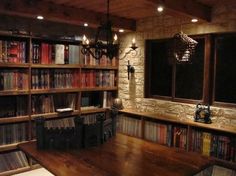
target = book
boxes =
[55,44,65,64]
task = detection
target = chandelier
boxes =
[81,0,119,60]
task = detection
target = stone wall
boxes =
[118,1,236,126]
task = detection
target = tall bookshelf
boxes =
[0,34,118,175]
[118,109,236,170]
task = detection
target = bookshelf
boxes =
[118,109,236,169]
[0,33,118,175]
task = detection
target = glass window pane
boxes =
[215,35,236,103]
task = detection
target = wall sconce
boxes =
[127,60,135,80]
[120,38,138,80]
[121,38,138,59]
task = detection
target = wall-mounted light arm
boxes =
[127,60,135,80]
[121,38,138,59]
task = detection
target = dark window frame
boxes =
[212,33,236,108]
[144,33,236,107]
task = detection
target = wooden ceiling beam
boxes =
[147,0,212,22]
[0,0,136,31]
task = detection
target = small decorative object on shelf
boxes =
[56,108,73,113]
[112,98,124,110]
[194,103,211,124]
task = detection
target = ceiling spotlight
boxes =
[191,18,198,23]
[119,29,124,33]
[37,15,44,20]
[84,23,88,27]
[157,6,164,12]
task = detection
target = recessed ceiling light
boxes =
[119,29,124,33]
[37,15,44,20]
[191,18,198,23]
[84,23,88,27]
[157,6,164,12]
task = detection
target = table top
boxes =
[18,134,214,176]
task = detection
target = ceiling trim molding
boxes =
[147,0,212,22]
[0,0,136,31]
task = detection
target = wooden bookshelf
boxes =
[119,109,236,169]
[0,33,119,175]
[119,109,236,134]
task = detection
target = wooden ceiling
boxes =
[0,0,215,32]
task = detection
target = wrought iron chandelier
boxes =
[81,0,119,60]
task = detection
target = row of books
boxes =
[0,151,29,173]
[0,70,28,90]
[81,70,116,88]
[0,96,27,118]
[32,43,82,64]
[117,115,142,138]
[144,121,172,147]
[173,126,187,150]
[31,69,80,89]
[0,123,28,145]
[32,42,118,66]
[118,116,188,150]
[82,52,117,67]
[81,113,104,125]
[189,129,236,162]
[44,116,75,129]
[0,40,26,63]
[31,94,76,115]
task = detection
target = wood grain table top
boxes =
[18,133,214,176]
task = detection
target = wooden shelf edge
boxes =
[81,87,118,91]
[0,166,31,176]
[31,110,80,120]
[81,65,118,70]
[31,88,80,94]
[0,116,30,124]
[0,90,29,96]
[81,108,108,114]
[0,141,30,152]
[119,109,236,134]
[0,63,30,68]
[31,64,81,68]
[30,164,41,170]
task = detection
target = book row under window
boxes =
[118,114,236,162]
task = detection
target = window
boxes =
[145,36,207,103]
[145,39,172,99]
[145,33,236,107]
[214,34,236,105]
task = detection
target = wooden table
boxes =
[18,134,214,176]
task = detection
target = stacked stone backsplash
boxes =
[118,1,236,127]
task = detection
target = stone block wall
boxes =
[118,1,236,126]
